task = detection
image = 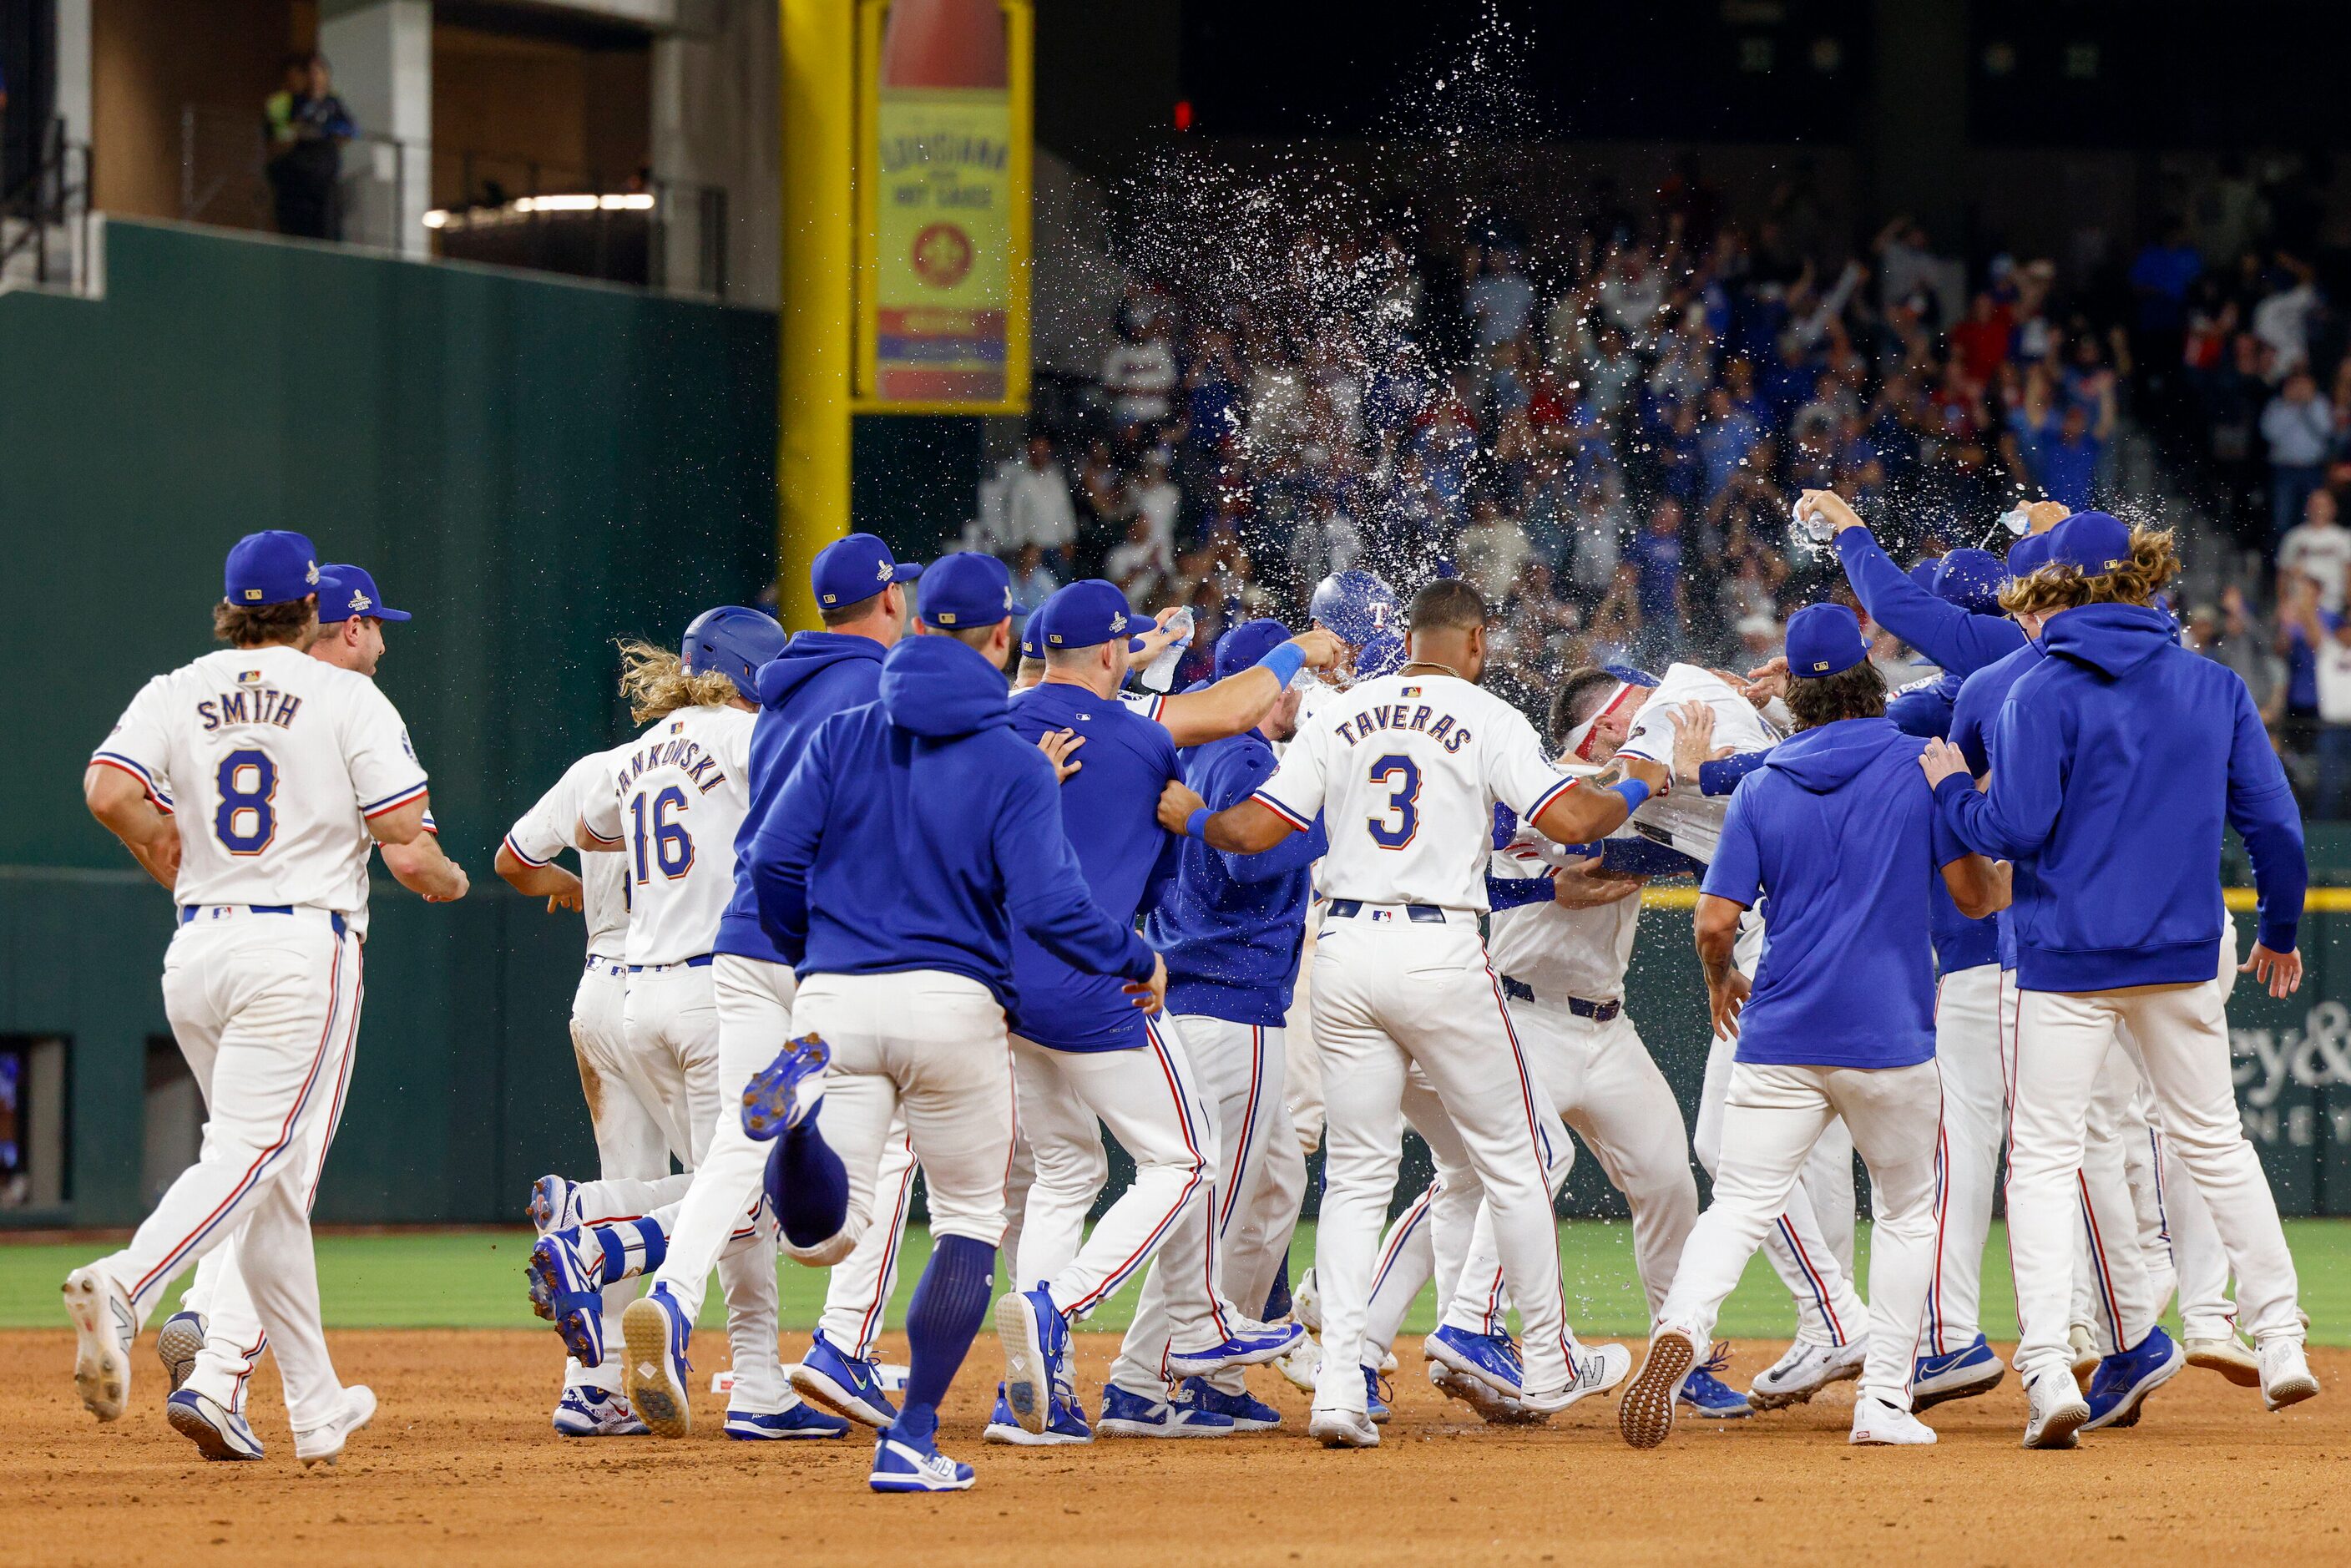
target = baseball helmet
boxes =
[680,605,789,702]
[1308,569,1400,649]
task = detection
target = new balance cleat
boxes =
[1098,1382,1235,1438]
[1677,1343,1753,1419]
[167,1388,264,1460]
[2082,1326,2183,1432]
[994,1285,1070,1436]
[1910,1333,2006,1411]
[63,1266,136,1422]
[870,1428,975,1492]
[726,1403,850,1439]
[1619,1330,1696,1449]
[791,1330,898,1428]
[1166,1317,1307,1377]
[2259,1338,2320,1412]
[2022,1370,2091,1449]
[1524,1341,1631,1415]
[983,1382,1092,1446]
[1747,1336,1868,1411]
[552,1386,648,1437]
[741,1034,832,1141]
[620,1287,695,1438]
[157,1309,208,1395]
[1181,1377,1282,1431]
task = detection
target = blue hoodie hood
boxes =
[1762,716,1914,793]
[2040,601,2176,680]
[756,630,880,708]
[880,635,1013,738]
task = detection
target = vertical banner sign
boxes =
[857,0,1032,412]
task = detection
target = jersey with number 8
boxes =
[583,705,754,966]
[92,644,428,913]
[1251,670,1577,912]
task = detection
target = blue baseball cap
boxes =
[316,564,412,623]
[1020,625,1043,660]
[1035,580,1141,652]
[1932,549,2006,615]
[811,532,921,613]
[2006,530,2055,578]
[2047,510,2133,575]
[1785,602,1868,677]
[918,551,1024,630]
[1907,561,1939,593]
[1216,617,1292,679]
[224,529,321,607]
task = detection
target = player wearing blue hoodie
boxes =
[743,554,1165,1495]
[1619,604,2009,1454]
[1924,512,2318,1447]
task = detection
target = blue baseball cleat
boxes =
[166,1388,265,1460]
[1166,1318,1307,1377]
[156,1309,208,1393]
[619,1286,695,1439]
[741,1034,832,1141]
[528,1229,606,1366]
[1363,1365,1393,1425]
[1911,1333,2007,1412]
[1678,1343,1754,1419]
[994,1285,1070,1437]
[725,1403,850,1440]
[2083,1325,2184,1432]
[552,1386,648,1437]
[791,1330,898,1428]
[1423,1324,1526,1399]
[528,1174,579,1236]
[870,1426,975,1492]
[1181,1377,1282,1431]
[1098,1382,1236,1438]
[983,1380,1093,1446]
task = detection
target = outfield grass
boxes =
[6,1219,2348,1343]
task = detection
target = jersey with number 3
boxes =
[92,644,429,914]
[583,705,753,966]
[1251,671,1576,912]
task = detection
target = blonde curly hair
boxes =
[615,639,741,724]
[1996,525,2180,619]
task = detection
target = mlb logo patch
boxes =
[238,669,262,683]
[1400,685,1421,698]
[670,721,685,734]
[1369,908,1394,923]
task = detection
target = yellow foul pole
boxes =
[777,0,857,630]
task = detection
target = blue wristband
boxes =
[1184,807,1211,841]
[1256,642,1306,688]
[1609,779,1651,815]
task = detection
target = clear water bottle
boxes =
[1140,605,1194,693]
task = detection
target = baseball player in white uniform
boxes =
[69,530,427,1465]
[154,563,471,1445]
[1554,656,1873,1409]
[1160,578,1669,1446]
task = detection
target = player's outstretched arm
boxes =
[83,763,179,889]
[1157,779,1295,854]
[384,825,468,903]
[1153,630,1343,748]
[1528,755,1671,845]
[2224,678,2308,998]
[493,840,584,912]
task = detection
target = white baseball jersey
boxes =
[1254,671,1575,912]
[1612,663,1781,864]
[504,746,630,959]
[582,705,753,967]
[93,645,428,914]
[1486,827,1641,1001]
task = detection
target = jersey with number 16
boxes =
[92,643,430,914]
[583,705,754,967]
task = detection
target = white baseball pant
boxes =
[97,911,362,1432]
[1284,916,1326,1156]
[1364,1068,1503,1357]
[1660,1059,1944,1412]
[1922,962,2002,1354]
[1307,914,1580,1414]
[2008,977,2303,1390]
[786,970,1016,1257]
[619,962,785,1413]
[1011,1017,1227,1345]
[2070,1042,2164,1358]
[1110,1017,1299,1393]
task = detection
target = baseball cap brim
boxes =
[888,562,923,584]
[372,604,413,622]
[1125,635,1151,654]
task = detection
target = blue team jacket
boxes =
[1148,726,1328,1028]
[1934,601,2307,991]
[715,631,885,964]
[1837,528,2027,678]
[748,635,1154,1005]
[1886,668,1996,974]
[1006,680,1184,1051]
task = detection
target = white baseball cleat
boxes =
[1430,1363,1545,1425]
[168,1388,266,1460]
[1849,1394,1936,1446]
[1307,1405,1379,1449]
[1522,1342,1632,1415]
[1618,1330,1696,1449]
[2021,1370,2090,1450]
[63,1266,137,1422]
[2258,1339,2320,1413]
[1747,1336,1868,1411]
[294,1383,377,1466]
[157,1308,209,1395]
[1293,1268,1322,1335]
[1271,1324,1322,1393]
[2067,1323,2102,1381]
[2184,1333,2261,1388]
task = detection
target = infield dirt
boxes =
[6,1332,2344,1566]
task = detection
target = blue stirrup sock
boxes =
[588,1217,667,1283]
[893,1234,998,1444]
[761,1105,850,1250]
